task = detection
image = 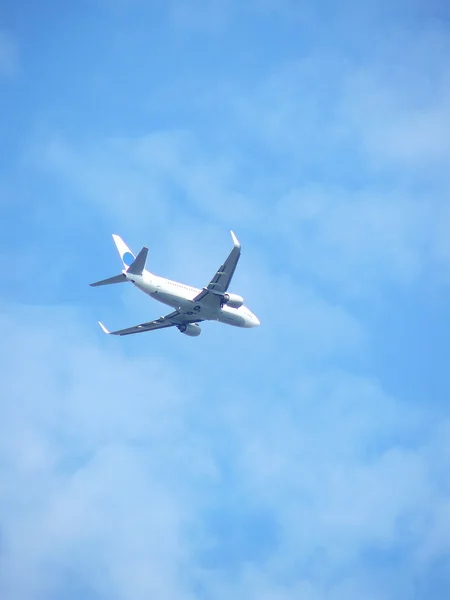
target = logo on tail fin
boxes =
[122,252,135,267]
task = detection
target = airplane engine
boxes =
[177,323,202,337]
[223,293,244,309]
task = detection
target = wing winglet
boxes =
[230,230,241,249]
[98,321,110,334]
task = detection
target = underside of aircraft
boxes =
[90,231,260,337]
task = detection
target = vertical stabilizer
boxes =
[112,234,135,269]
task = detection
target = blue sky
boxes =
[1,1,450,598]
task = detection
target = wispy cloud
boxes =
[1,303,448,600]
[0,305,210,599]
[2,1,450,598]
[30,120,448,296]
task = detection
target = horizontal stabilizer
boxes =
[126,247,148,276]
[90,273,126,287]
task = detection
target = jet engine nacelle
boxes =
[177,323,202,337]
[223,293,244,309]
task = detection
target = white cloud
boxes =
[0,304,209,599]
[275,185,430,291]
[205,369,450,599]
[0,290,449,599]
[25,8,450,293]
[3,2,450,598]
[29,53,449,297]
[31,132,255,236]
[341,65,450,169]
[28,124,442,298]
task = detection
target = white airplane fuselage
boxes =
[126,269,260,328]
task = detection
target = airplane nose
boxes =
[252,315,260,327]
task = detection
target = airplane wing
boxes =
[98,310,203,336]
[193,230,241,308]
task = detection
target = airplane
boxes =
[90,231,260,337]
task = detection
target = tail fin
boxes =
[112,234,136,269]
[90,235,149,288]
